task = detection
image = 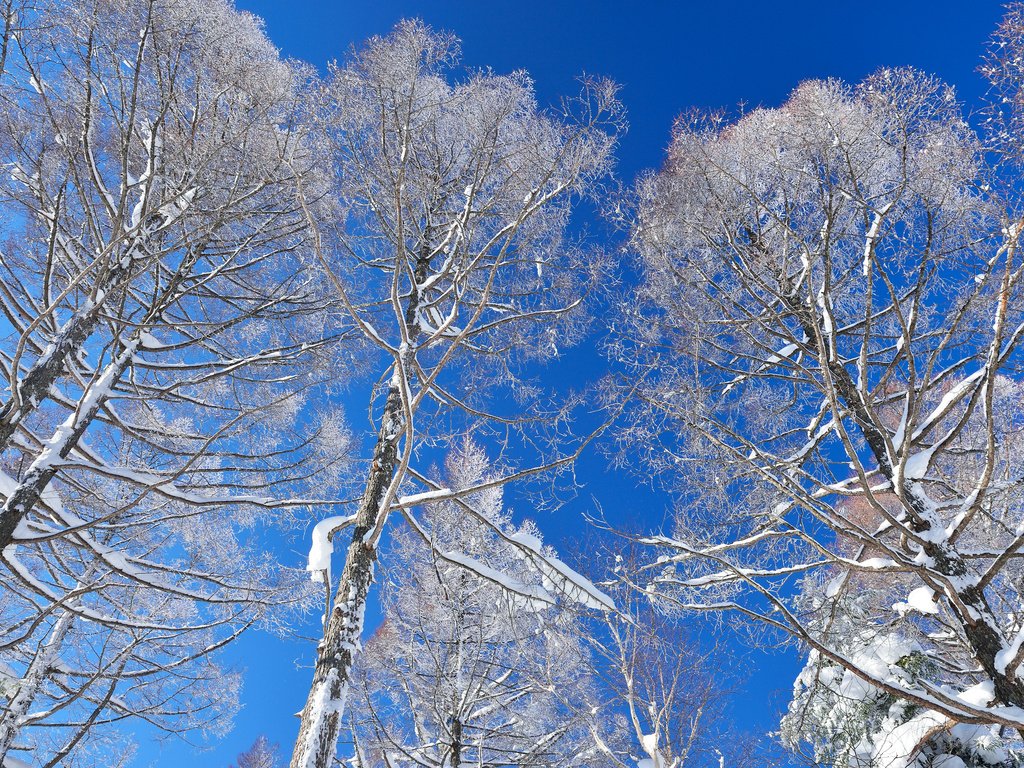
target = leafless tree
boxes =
[0,0,344,762]
[621,33,1024,764]
[289,21,622,768]
[587,550,748,768]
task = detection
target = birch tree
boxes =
[622,46,1024,765]
[585,547,745,768]
[291,21,621,768]
[346,442,604,768]
[0,0,341,761]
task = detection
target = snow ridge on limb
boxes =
[509,530,616,611]
[398,480,616,612]
[306,514,358,585]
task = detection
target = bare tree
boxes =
[231,736,282,768]
[620,34,1024,765]
[290,21,622,768]
[584,545,747,768]
[0,0,344,762]
[345,441,605,768]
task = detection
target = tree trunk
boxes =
[0,340,137,551]
[291,243,434,768]
[0,300,105,453]
[450,716,463,768]
[0,225,163,455]
[0,608,74,761]
[289,383,403,768]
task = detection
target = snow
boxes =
[296,669,347,768]
[511,530,542,551]
[138,330,163,350]
[361,320,387,348]
[862,202,894,276]
[510,530,616,611]
[996,629,1024,674]
[640,733,658,754]
[911,368,985,444]
[869,709,946,768]
[893,586,939,616]
[958,681,994,708]
[396,488,452,507]
[442,550,555,609]
[307,514,357,584]
[858,557,899,570]
[902,448,935,481]
[825,574,846,598]
[432,526,616,613]
[638,733,666,768]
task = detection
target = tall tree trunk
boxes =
[289,382,403,768]
[450,716,463,768]
[0,339,137,550]
[0,607,74,761]
[291,245,432,768]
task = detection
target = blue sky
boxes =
[140,2,1008,766]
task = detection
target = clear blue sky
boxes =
[140,2,1007,766]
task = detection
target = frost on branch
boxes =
[624,37,1024,768]
[0,0,333,762]
[345,442,602,768]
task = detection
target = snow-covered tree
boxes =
[782,619,1024,767]
[231,736,282,768]
[346,441,604,768]
[779,508,1024,768]
[620,13,1024,764]
[0,0,340,762]
[290,21,622,768]
[343,442,742,768]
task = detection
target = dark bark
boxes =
[0,343,134,551]
[290,242,433,768]
[0,301,105,453]
[289,382,402,768]
[775,274,1024,712]
[450,716,463,768]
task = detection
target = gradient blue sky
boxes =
[140,2,1007,766]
